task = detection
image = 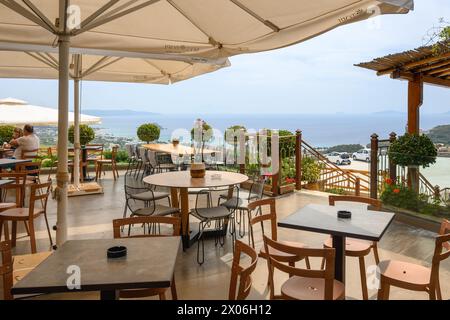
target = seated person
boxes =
[3,127,23,150]
[9,124,40,159]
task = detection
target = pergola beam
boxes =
[377,51,450,76]
[391,70,450,88]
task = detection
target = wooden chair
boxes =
[1,240,51,300]
[263,235,345,300]
[0,181,53,253]
[321,195,382,300]
[247,198,310,274]
[228,240,258,300]
[20,148,39,160]
[0,173,28,242]
[112,216,180,300]
[95,146,119,181]
[377,219,450,300]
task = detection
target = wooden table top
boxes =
[12,237,181,295]
[278,204,395,241]
[0,159,31,168]
[143,170,248,189]
[143,143,216,155]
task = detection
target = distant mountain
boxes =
[82,109,160,117]
[426,125,450,144]
[371,110,406,115]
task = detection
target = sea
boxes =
[92,112,450,188]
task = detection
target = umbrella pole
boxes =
[55,0,70,247]
[73,77,80,188]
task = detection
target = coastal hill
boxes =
[426,125,450,145]
[83,109,159,117]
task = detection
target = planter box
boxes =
[279,183,295,194]
[304,182,320,191]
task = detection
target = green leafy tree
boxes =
[68,124,95,146]
[0,125,15,144]
[301,156,322,183]
[190,119,213,142]
[388,133,437,168]
[326,144,364,154]
[137,123,160,143]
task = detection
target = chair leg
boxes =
[28,220,37,253]
[435,277,442,300]
[305,257,311,269]
[11,221,18,247]
[377,278,390,300]
[372,242,380,265]
[23,220,30,236]
[2,221,10,242]
[358,256,369,300]
[159,292,166,300]
[170,275,178,300]
[43,213,54,248]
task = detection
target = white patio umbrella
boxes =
[0,50,229,189]
[0,0,413,247]
[0,97,101,126]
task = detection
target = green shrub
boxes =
[302,156,322,183]
[388,134,437,168]
[68,124,95,146]
[0,125,15,144]
[326,188,346,195]
[137,123,160,143]
[103,149,129,163]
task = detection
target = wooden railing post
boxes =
[434,185,441,202]
[295,129,302,190]
[355,177,361,196]
[389,132,397,183]
[370,133,379,199]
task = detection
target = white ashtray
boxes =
[211,174,222,180]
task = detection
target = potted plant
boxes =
[137,123,161,144]
[388,133,437,192]
[302,156,322,190]
[68,124,95,146]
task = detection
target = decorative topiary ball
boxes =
[68,124,95,146]
[388,133,437,168]
[137,123,161,143]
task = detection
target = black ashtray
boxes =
[107,246,127,259]
[337,210,352,219]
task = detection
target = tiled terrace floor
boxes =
[1,170,449,300]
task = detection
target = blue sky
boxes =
[0,0,449,115]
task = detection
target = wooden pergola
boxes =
[356,41,449,135]
[356,42,449,193]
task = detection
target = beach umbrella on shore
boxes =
[0,97,101,126]
[0,0,413,247]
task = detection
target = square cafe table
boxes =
[12,237,181,300]
[278,204,395,283]
[0,158,31,170]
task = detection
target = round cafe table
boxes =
[143,170,248,249]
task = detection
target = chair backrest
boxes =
[263,235,336,300]
[247,198,278,248]
[0,241,13,300]
[15,161,41,177]
[138,147,147,162]
[125,144,134,158]
[329,195,382,210]
[147,150,158,168]
[29,181,52,217]
[0,172,27,206]
[228,240,258,300]
[430,229,450,297]
[113,216,181,238]
[87,144,104,160]
[20,148,39,160]
[110,146,119,162]
[249,178,265,200]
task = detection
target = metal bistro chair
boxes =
[377,219,450,300]
[113,216,181,300]
[125,143,137,176]
[321,195,382,300]
[122,175,172,220]
[220,178,265,239]
[228,240,258,300]
[190,186,240,265]
[263,235,345,300]
[95,146,119,181]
